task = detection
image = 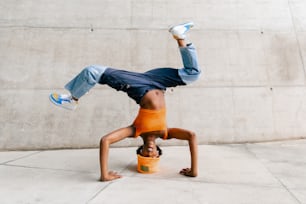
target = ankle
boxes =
[177,39,187,47]
[72,96,79,101]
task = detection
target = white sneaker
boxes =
[169,21,194,39]
[49,93,78,110]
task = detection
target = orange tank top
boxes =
[133,108,168,139]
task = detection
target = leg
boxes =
[169,22,202,84]
[99,126,135,181]
[65,65,107,99]
[177,42,201,84]
[49,65,107,110]
[144,41,201,87]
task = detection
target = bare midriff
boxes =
[133,89,167,139]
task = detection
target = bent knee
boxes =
[179,70,202,84]
[84,65,106,76]
[83,65,107,82]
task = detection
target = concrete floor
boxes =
[0,140,306,204]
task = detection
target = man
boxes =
[50,22,201,181]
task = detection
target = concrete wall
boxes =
[1,0,306,150]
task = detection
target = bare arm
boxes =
[99,126,135,181]
[167,128,198,177]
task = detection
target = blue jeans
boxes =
[65,44,201,101]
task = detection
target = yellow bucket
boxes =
[137,154,160,174]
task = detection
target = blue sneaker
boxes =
[169,21,194,39]
[49,93,78,110]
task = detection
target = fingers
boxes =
[108,171,122,180]
[180,168,191,174]
[179,168,196,177]
[109,171,117,175]
[100,171,122,182]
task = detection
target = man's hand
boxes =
[100,171,122,182]
[179,168,198,177]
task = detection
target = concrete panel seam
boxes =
[246,144,302,204]
[0,151,42,165]
[288,1,306,80]
[86,182,113,204]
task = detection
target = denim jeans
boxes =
[178,44,201,84]
[64,44,201,99]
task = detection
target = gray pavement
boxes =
[0,139,306,204]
